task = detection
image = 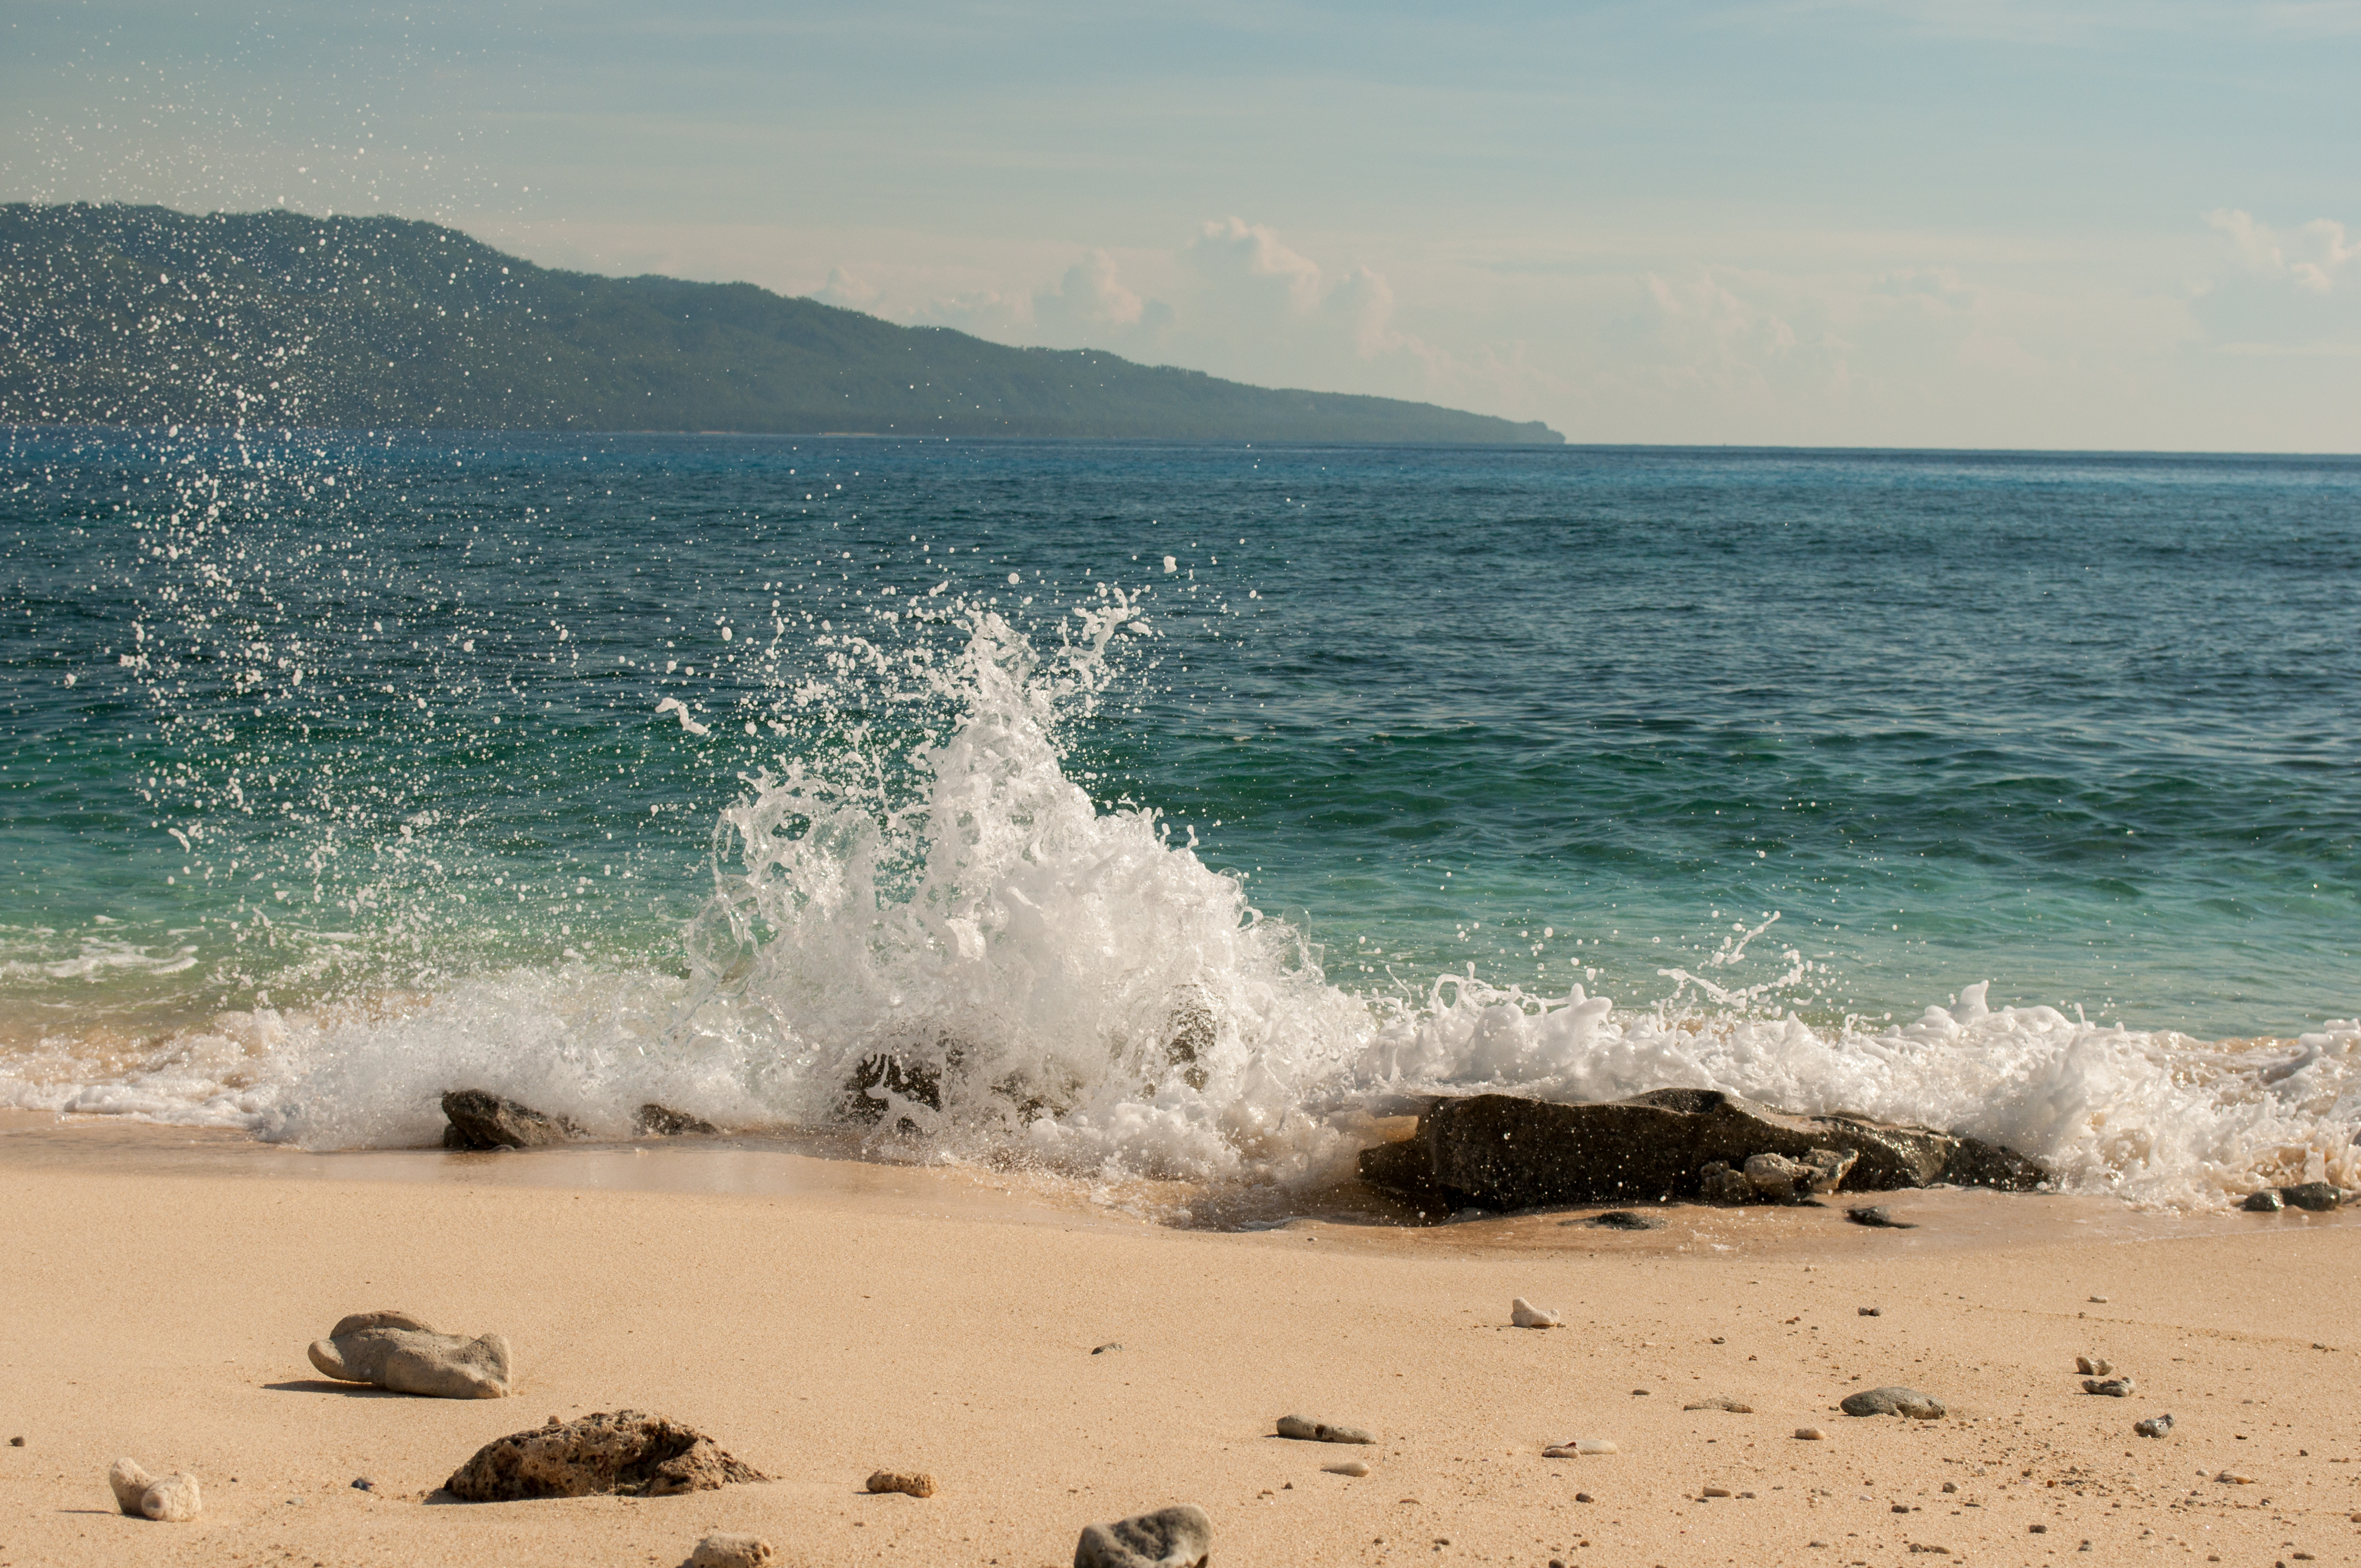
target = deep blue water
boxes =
[5,430,2358,1043]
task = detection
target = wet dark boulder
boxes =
[440,1089,585,1150]
[1356,1088,2042,1210]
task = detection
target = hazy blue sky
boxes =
[7,2,2358,448]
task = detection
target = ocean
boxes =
[3,430,2356,1206]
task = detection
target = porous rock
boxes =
[440,1088,584,1150]
[444,1409,766,1501]
[2134,1414,2174,1438]
[1742,1149,1856,1202]
[866,1469,935,1498]
[1074,1503,1212,1568]
[307,1310,513,1399]
[108,1457,154,1515]
[140,1473,202,1522]
[689,1534,774,1568]
[2083,1376,2135,1397]
[1357,1088,2042,1210]
[2280,1182,2342,1212]
[2242,1189,2284,1212]
[1840,1386,1946,1419]
[1510,1297,1562,1328]
[1700,1163,1755,1205]
[1276,1414,1373,1444]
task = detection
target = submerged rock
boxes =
[1581,1210,1665,1231]
[308,1310,513,1399]
[1840,1386,1946,1419]
[2242,1189,2285,1212]
[635,1103,719,1137]
[2280,1182,2342,1212]
[1074,1504,1212,1568]
[444,1410,765,1501]
[1357,1089,2041,1211]
[1276,1414,1374,1444]
[440,1089,584,1150]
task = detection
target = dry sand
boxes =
[2,1110,2357,1567]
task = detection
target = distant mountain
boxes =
[0,204,1563,444]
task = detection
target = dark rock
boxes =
[1162,989,1214,1092]
[2280,1182,2342,1212]
[1356,1088,2042,1210]
[442,1410,766,1501]
[440,1089,584,1150]
[1092,1343,1123,1354]
[634,1103,718,1137]
[2134,1414,2174,1438]
[1074,1503,1212,1568]
[1699,1162,1756,1205]
[2243,1189,2284,1212]
[1846,1205,1916,1228]
[1839,1386,1945,1419]
[840,1052,945,1126]
[1580,1210,1665,1231]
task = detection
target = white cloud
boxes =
[2206,208,2358,292]
[813,266,879,310]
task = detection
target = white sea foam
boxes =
[4,604,2355,1210]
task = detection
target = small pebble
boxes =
[1683,1396,1753,1413]
[2088,1295,2109,1304]
[2030,1524,2048,1534]
[2243,1189,2284,1212]
[864,1470,935,1499]
[1858,1306,1881,1317]
[1845,1205,1916,1228]
[2215,1469,2254,1485]
[1581,1210,1664,1230]
[1631,1389,1650,1397]
[1575,1492,1593,1502]
[2083,1376,2135,1397]
[1091,1343,1123,1354]
[690,1533,776,1568]
[1276,1415,1374,1444]
[2074,1355,2112,1376]
[1701,1485,1731,1498]
[2134,1414,2174,1438]
[1511,1297,1563,1329]
[1941,1482,1957,1494]
[351,1477,374,1491]
[1324,1460,1372,1477]
[8,1436,21,1447]
[1794,1427,1826,1441]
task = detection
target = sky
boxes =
[4,1,2359,450]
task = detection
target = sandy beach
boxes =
[1,1113,2355,1567]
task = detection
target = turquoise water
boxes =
[4,431,2357,1199]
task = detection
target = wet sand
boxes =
[2,1111,2357,1566]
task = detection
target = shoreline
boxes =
[4,1112,2358,1565]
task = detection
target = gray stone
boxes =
[2082,1377,2135,1397]
[635,1103,719,1136]
[2281,1182,2342,1212]
[308,1310,513,1398]
[1074,1503,1213,1568]
[139,1472,202,1522]
[108,1457,154,1515]
[1511,1297,1563,1328]
[1276,1414,1373,1444]
[1356,1088,2042,1211]
[2242,1189,2284,1212]
[440,1089,584,1150]
[1839,1386,1946,1419]
[1845,1205,1917,1229]
[2075,1355,2112,1376]
[2134,1414,2174,1438]
[689,1534,775,1568]
[443,1409,766,1501]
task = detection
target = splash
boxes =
[4,599,2356,1210]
